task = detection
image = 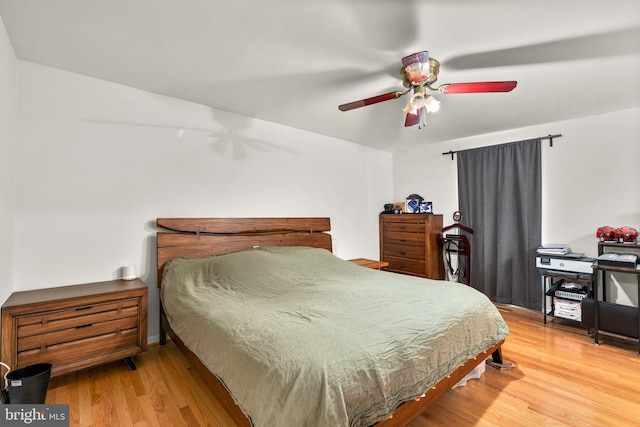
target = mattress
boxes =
[160,246,509,427]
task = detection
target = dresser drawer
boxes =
[386,257,427,277]
[383,230,426,244]
[382,221,426,233]
[18,315,139,352]
[17,299,139,338]
[383,241,425,260]
[18,328,139,368]
[15,298,141,372]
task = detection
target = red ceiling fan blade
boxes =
[338,91,402,111]
[404,109,421,127]
[439,81,517,94]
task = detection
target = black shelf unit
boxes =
[591,241,640,354]
[541,272,593,325]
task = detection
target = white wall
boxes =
[8,52,638,342]
[13,61,393,342]
[0,16,16,312]
[394,107,640,305]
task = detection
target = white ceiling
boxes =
[1,0,639,152]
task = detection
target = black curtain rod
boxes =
[442,134,562,160]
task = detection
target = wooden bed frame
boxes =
[156,217,504,427]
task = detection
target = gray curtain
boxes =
[457,139,542,310]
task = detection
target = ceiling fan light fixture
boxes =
[424,95,440,113]
[403,86,427,113]
[403,103,415,114]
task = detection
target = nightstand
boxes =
[1,279,148,377]
[349,258,389,270]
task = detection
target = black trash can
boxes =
[6,363,52,404]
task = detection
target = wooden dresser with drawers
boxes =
[1,279,148,377]
[379,214,444,279]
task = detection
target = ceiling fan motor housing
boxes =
[401,51,430,84]
[402,57,440,88]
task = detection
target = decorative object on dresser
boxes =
[404,193,424,214]
[1,279,148,377]
[379,213,444,279]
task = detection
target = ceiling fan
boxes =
[338,51,517,127]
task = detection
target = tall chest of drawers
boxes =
[379,214,444,279]
[1,279,148,377]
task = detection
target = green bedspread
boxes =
[161,246,509,427]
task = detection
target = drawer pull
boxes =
[75,307,92,311]
[76,324,93,329]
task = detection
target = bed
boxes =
[156,217,508,427]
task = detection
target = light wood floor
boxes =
[45,305,640,426]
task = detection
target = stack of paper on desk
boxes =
[537,244,571,255]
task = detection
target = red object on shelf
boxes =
[614,226,638,243]
[596,226,617,241]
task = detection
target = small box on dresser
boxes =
[1,279,148,377]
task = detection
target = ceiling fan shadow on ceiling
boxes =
[338,51,517,128]
[443,27,640,70]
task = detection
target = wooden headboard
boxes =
[156,217,332,287]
